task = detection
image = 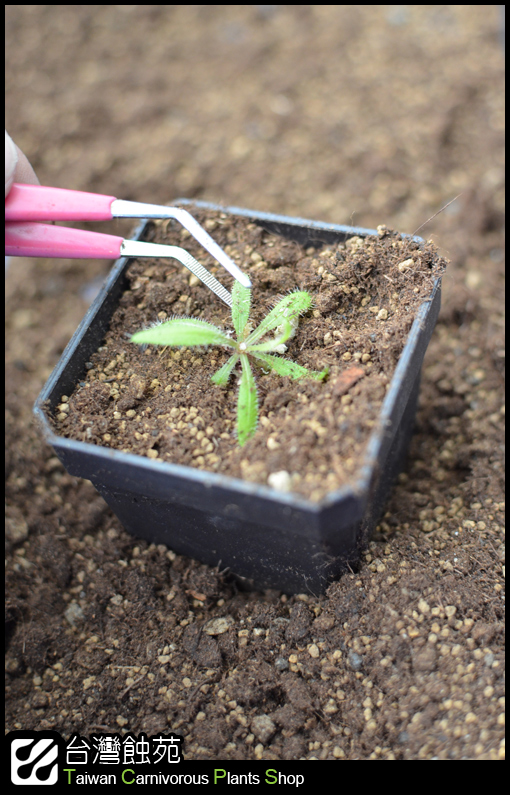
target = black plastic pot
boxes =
[34,202,441,594]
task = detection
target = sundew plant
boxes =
[131,282,327,446]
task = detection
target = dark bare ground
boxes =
[6,6,504,760]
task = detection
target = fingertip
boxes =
[5,130,19,197]
[13,147,40,187]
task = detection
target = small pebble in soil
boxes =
[251,715,276,744]
[267,470,292,492]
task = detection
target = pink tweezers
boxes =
[5,183,252,306]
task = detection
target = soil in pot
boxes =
[52,209,447,502]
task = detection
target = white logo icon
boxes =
[11,739,59,785]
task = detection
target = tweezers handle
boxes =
[5,222,123,258]
[5,183,116,221]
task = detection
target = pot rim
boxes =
[34,201,440,512]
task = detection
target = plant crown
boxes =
[131,283,327,446]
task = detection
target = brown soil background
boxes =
[5,6,505,760]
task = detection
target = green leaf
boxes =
[237,355,258,446]
[251,351,312,380]
[310,366,329,381]
[131,318,233,348]
[248,318,294,353]
[252,352,327,381]
[211,354,239,386]
[231,280,251,339]
[245,291,313,346]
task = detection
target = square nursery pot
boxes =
[34,202,442,594]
